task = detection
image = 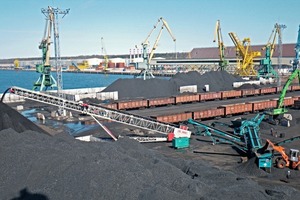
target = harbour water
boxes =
[0,69,135,93]
[0,69,169,136]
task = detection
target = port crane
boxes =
[291,25,300,71]
[266,25,300,120]
[258,23,282,79]
[101,37,109,71]
[33,8,57,91]
[213,20,228,71]
[228,32,261,76]
[138,17,176,80]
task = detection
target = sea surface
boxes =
[0,69,135,93]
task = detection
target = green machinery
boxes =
[266,25,300,120]
[258,23,283,79]
[269,69,300,117]
[213,20,228,71]
[172,137,190,149]
[33,8,57,91]
[187,114,273,171]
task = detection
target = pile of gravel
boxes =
[102,71,244,100]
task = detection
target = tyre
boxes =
[276,159,286,169]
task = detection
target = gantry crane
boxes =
[213,20,228,71]
[101,37,109,71]
[33,9,57,91]
[138,17,176,80]
[258,23,282,79]
[228,32,261,76]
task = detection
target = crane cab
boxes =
[289,149,299,162]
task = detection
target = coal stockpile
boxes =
[101,78,177,100]
[171,70,244,92]
[0,102,49,135]
[1,103,300,199]
[2,129,296,200]
[102,71,244,100]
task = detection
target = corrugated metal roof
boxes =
[190,43,296,59]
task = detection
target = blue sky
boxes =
[0,0,299,59]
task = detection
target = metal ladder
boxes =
[10,86,190,136]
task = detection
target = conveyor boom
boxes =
[9,86,189,136]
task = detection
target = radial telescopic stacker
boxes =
[6,86,191,144]
[187,114,273,172]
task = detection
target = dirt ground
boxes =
[6,99,300,193]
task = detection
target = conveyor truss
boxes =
[8,86,190,139]
[187,114,265,154]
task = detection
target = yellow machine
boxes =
[101,37,109,71]
[229,32,261,76]
[14,59,20,70]
[213,20,228,71]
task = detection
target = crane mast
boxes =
[101,37,109,71]
[33,7,57,91]
[228,32,261,77]
[258,23,281,79]
[267,25,300,118]
[291,25,300,70]
[213,20,228,71]
[138,17,176,80]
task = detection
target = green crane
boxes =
[268,25,300,118]
[258,23,282,79]
[213,20,228,71]
[33,8,57,91]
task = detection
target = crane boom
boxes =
[258,23,281,79]
[228,32,261,76]
[292,25,300,70]
[213,20,228,70]
[101,37,109,71]
[268,26,300,116]
[33,8,57,91]
[139,17,176,80]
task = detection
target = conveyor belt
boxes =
[187,119,247,152]
[9,86,191,136]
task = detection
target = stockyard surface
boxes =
[1,71,300,200]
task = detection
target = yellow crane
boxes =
[14,59,20,70]
[213,20,228,71]
[101,37,109,71]
[228,32,261,76]
[138,17,176,79]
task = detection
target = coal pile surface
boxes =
[2,129,298,200]
[102,71,244,100]
[1,103,300,199]
[0,102,48,135]
[101,78,177,100]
